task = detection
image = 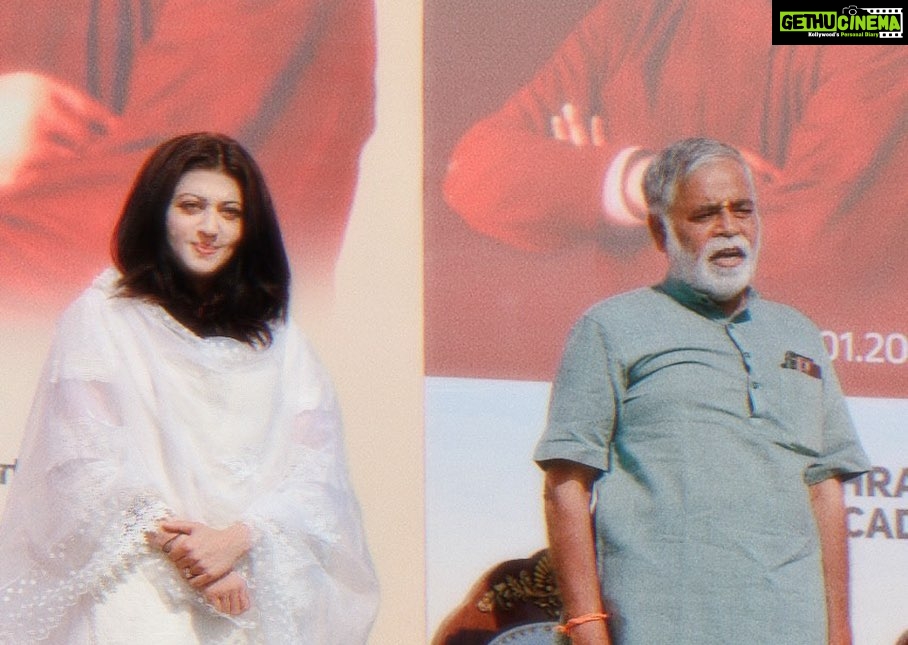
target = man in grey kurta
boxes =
[534,138,869,645]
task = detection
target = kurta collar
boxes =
[656,277,757,323]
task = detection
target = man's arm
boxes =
[543,459,611,645]
[809,476,853,645]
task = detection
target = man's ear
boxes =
[647,214,667,252]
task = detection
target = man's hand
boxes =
[159,520,252,589]
[551,103,605,147]
[0,72,116,189]
[202,571,252,616]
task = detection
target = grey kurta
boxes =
[534,279,869,645]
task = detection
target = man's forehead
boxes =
[676,159,754,202]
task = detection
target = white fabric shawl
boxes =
[0,270,379,644]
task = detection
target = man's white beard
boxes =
[664,223,758,303]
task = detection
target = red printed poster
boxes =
[0,0,375,314]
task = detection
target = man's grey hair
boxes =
[643,138,756,221]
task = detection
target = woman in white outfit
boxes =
[0,133,379,644]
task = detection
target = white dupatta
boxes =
[0,270,378,643]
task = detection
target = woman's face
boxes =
[165,169,244,288]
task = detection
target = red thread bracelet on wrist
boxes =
[555,612,610,635]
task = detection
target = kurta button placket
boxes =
[725,321,761,416]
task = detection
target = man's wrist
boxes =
[556,611,609,632]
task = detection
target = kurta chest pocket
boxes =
[773,367,825,453]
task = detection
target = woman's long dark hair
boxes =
[113,133,291,346]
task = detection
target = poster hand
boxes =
[0,72,117,189]
[551,103,605,147]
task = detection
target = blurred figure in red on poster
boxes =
[0,0,375,315]
[439,0,907,396]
